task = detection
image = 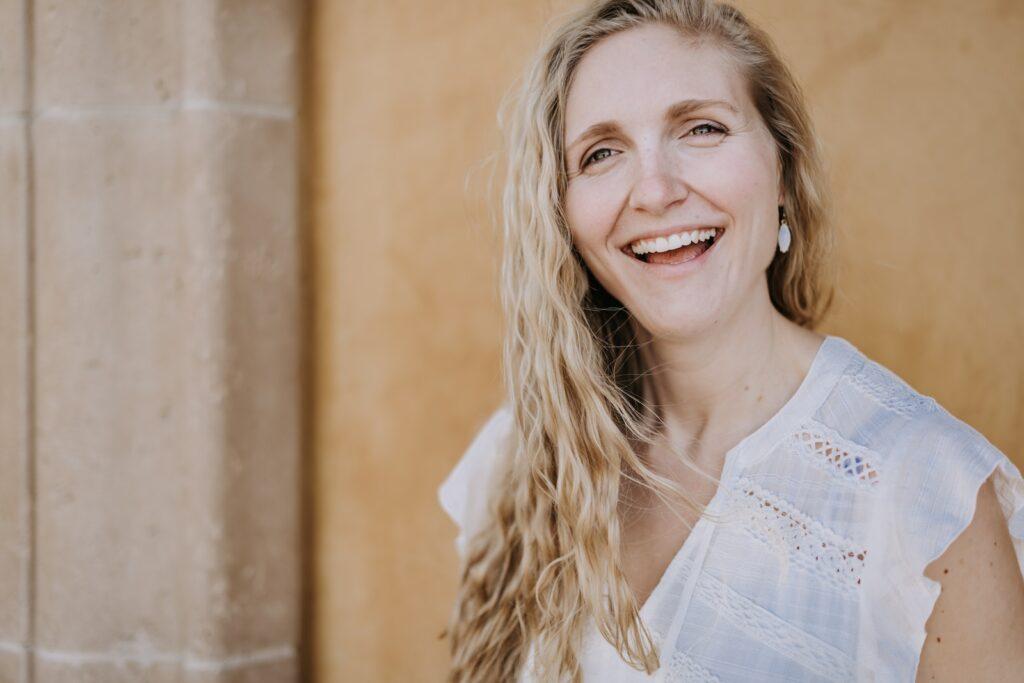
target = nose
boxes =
[627,147,688,216]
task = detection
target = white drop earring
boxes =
[778,206,791,254]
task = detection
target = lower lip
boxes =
[627,230,724,276]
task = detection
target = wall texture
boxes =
[309,0,1022,681]
[1,2,304,682]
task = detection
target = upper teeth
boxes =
[630,228,718,255]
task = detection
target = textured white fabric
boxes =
[437,334,1024,681]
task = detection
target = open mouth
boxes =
[625,227,723,266]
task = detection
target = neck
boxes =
[633,294,824,465]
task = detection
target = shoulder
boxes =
[438,404,514,558]
[917,469,1024,679]
[885,399,1018,571]
[815,342,1016,545]
[839,353,1024,677]
[874,396,1024,677]
[827,338,939,424]
[815,342,996,527]
[798,341,1024,678]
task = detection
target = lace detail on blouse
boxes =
[664,649,721,683]
[724,477,869,591]
[845,358,938,419]
[792,419,881,489]
[695,571,856,680]
[648,627,720,682]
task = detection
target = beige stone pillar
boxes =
[0,2,304,682]
[1,1,31,681]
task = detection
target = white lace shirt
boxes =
[438,334,1024,681]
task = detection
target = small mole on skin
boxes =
[936,637,942,643]
[756,394,763,402]
[943,568,949,574]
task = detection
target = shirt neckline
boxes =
[635,333,860,620]
[727,333,860,471]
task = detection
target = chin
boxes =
[633,306,720,341]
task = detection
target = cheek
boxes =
[564,181,621,250]
[693,151,780,264]
[697,145,777,212]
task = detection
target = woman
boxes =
[438,1,1024,680]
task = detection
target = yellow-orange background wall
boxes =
[307,1,1023,680]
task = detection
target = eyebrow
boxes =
[565,98,740,155]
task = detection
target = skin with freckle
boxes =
[916,476,1024,681]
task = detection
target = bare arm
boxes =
[916,474,1024,681]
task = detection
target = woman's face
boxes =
[563,23,784,340]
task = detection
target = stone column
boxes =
[0,2,304,682]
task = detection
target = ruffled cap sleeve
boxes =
[889,409,1024,621]
[438,404,514,559]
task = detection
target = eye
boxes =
[685,122,727,139]
[581,147,617,169]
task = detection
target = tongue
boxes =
[647,240,710,265]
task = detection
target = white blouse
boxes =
[438,334,1024,681]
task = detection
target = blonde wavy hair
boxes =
[442,0,836,680]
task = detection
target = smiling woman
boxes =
[564,25,787,343]
[437,1,1024,682]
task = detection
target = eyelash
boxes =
[580,122,727,169]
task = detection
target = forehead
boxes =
[564,23,753,140]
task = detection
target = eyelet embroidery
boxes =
[846,358,937,419]
[649,628,720,682]
[664,648,721,682]
[792,420,881,488]
[723,478,869,591]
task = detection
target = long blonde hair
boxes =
[442,0,836,680]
